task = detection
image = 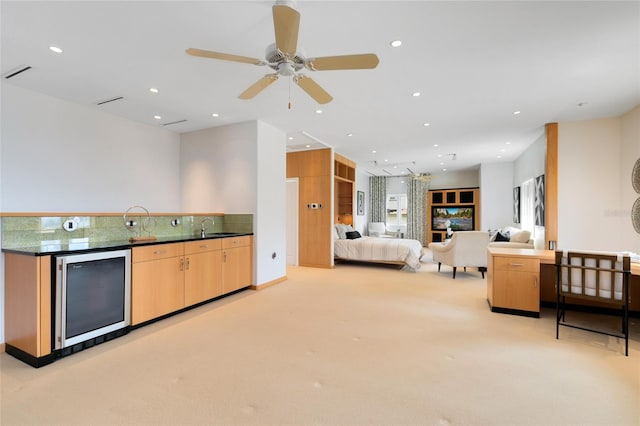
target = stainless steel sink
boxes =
[203,232,241,238]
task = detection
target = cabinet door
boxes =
[222,245,252,294]
[131,256,185,325]
[494,270,539,312]
[185,250,222,306]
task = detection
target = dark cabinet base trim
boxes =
[487,300,539,318]
[5,344,55,368]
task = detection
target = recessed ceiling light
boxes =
[153,115,161,120]
[149,87,159,93]
[497,155,502,158]
[423,122,430,127]
[212,113,219,117]
[347,133,353,137]
[437,154,442,158]
[372,150,377,154]
[315,109,322,114]
[412,92,421,97]
[442,168,447,172]
[49,46,62,53]
[513,110,521,115]
[400,180,405,184]
[288,136,294,140]
[433,144,439,147]
[305,144,311,148]
[440,162,445,166]
[390,40,402,47]
[384,159,389,162]
[505,141,511,145]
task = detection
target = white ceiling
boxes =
[2,1,638,176]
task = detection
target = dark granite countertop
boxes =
[1,232,253,256]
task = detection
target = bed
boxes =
[333,224,424,271]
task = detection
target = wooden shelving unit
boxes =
[334,153,356,225]
[427,188,480,243]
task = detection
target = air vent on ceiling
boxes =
[3,65,32,79]
[96,96,124,105]
[162,119,187,126]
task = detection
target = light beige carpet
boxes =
[1,255,639,426]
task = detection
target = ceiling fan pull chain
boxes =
[288,77,292,109]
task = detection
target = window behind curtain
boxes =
[386,194,407,230]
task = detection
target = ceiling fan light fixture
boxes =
[390,40,402,47]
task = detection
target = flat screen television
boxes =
[432,206,475,231]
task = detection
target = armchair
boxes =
[428,231,490,278]
[368,222,393,238]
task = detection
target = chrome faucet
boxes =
[200,218,214,238]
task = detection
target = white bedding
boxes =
[334,236,424,271]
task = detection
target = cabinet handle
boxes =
[186,258,190,270]
[509,263,524,267]
[223,252,227,262]
[180,258,184,271]
[199,245,208,249]
[534,276,538,288]
[153,250,166,255]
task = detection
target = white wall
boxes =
[180,120,287,285]
[255,121,287,285]
[621,106,640,252]
[180,121,257,213]
[0,83,182,344]
[429,168,480,190]
[557,115,638,252]
[479,162,514,231]
[1,84,182,212]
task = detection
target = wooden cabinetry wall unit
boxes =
[3,235,252,367]
[334,153,356,225]
[131,236,253,326]
[287,148,356,268]
[427,188,480,243]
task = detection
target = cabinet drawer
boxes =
[184,239,222,255]
[132,243,184,263]
[494,256,539,273]
[222,236,252,249]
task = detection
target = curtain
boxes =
[368,176,387,223]
[406,176,428,246]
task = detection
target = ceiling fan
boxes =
[186,1,379,105]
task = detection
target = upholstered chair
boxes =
[429,231,490,278]
[368,222,392,238]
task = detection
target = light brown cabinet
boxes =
[184,240,223,306]
[3,253,52,362]
[132,237,253,325]
[487,250,540,317]
[131,243,186,325]
[222,236,253,294]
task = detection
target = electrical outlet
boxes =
[62,219,78,232]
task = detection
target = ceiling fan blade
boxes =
[294,75,333,104]
[186,48,263,65]
[306,53,379,71]
[238,74,279,100]
[272,4,300,57]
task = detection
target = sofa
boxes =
[487,226,534,249]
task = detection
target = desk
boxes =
[487,248,640,317]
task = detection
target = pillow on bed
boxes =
[333,225,340,241]
[335,224,354,239]
[345,231,361,239]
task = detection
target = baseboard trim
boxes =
[251,275,287,290]
[0,342,5,353]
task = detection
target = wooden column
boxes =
[545,123,558,249]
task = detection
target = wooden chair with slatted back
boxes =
[555,250,631,356]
